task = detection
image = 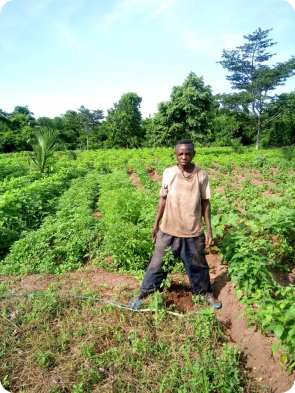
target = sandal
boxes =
[206,293,222,309]
[129,293,143,309]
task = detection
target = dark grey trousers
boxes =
[140,229,212,296]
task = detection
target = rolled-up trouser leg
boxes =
[140,229,181,296]
[180,233,212,295]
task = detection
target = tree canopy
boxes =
[101,92,143,148]
[218,27,295,149]
[146,72,216,146]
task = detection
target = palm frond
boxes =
[30,128,58,172]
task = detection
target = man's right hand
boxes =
[152,224,159,243]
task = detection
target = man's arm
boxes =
[152,196,166,243]
[201,199,213,248]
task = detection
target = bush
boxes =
[230,138,244,154]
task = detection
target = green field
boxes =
[0,147,294,392]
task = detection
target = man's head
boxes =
[175,139,195,169]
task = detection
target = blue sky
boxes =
[0,0,295,119]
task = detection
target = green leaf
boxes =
[274,325,285,339]
[272,342,280,356]
[235,289,243,298]
[281,353,288,365]
[285,306,295,322]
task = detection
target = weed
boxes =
[0,292,264,392]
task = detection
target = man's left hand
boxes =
[205,232,213,249]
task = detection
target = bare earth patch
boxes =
[1,256,294,392]
[146,166,162,182]
[207,255,295,393]
[93,211,102,219]
[271,266,295,287]
[128,168,143,189]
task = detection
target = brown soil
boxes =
[252,178,276,188]
[208,168,221,180]
[93,211,102,219]
[215,186,225,193]
[271,266,295,287]
[1,256,294,392]
[128,168,143,189]
[146,166,162,182]
[161,254,295,393]
[165,282,195,312]
[247,171,263,178]
[263,190,279,198]
[0,266,139,302]
[207,255,295,393]
[270,167,280,175]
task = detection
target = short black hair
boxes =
[176,139,194,148]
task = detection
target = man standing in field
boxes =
[130,139,222,309]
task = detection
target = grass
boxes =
[0,283,267,393]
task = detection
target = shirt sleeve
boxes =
[200,171,212,200]
[159,170,168,197]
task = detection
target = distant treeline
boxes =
[1,27,295,152]
[1,77,294,152]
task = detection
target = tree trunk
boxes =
[256,114,261,150]
[86,134,89,150]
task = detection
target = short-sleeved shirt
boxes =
[159,165,212,238]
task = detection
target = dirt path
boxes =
[128,168,143,188]
[209,255,295,393]
[1,257,294,393]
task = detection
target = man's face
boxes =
[175,144,195,168]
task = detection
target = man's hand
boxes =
[152,224,159,243]
[205,231,213,249]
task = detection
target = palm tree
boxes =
[30,128,58,173]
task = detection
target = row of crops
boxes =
[0,147,294,371]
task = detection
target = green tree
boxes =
[0,119,14,153]
[212,113,239,145]
[0,109,12,119]
[102,92,143,148]
[146,72,216,146]
[12,105,34,116]
[218,27,295,149]
[58,111,81,149]
[262,92,295,146]
[77,106,104,150]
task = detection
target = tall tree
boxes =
[102,92,143,148]
[146,72,216,146]
[77,106,104,150]
[218,28,295,149]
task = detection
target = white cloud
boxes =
[124,0,150,5]
[57,25,109,59]
[104,12,122,29]
[182,29,243,59]
[103,0,173,34]
[60,26,83,54]
[149,1,172,19]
